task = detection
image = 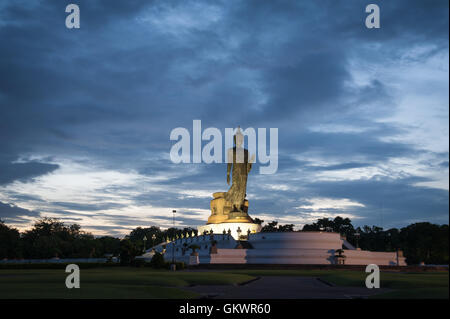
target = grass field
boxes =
[0,267,254,299]
[0,267,447,299]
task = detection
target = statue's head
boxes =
[234,127,244,147]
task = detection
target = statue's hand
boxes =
[227,174,230,185]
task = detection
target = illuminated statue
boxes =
[225,127,254,213]
[207,127,254,224]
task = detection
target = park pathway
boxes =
[184,276,390,299]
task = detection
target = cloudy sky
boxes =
[0,0,448,237]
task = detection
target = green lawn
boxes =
[228,269,449,299]
[0,267,255,299]
[1,267,447,299]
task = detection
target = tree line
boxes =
[0,218,197,265]
[0,216,448,265]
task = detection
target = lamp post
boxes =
[354,231,360,249]
[171,209,176,271]
[152,234,156,248]
[143,235,147,253]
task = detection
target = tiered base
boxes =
[198,222,262,240]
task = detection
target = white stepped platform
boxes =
[147,231,406,266]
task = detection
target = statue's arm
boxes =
[227,149,233,185]
[247,153,255,173]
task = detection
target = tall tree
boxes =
[400,223,449,264]
[0,221,22,259]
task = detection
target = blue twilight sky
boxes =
[0,0,448,236]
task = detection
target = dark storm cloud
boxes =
[6,193,45,203]
[0,201,39,220]
[0,160,59,185]
[279,129,418,164]
[0,0,448,233]
[257,51,350,120]
[439,161,449,168]
[0,0,445,158]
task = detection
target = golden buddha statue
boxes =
[207,127,254,224]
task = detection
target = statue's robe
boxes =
[225,146,252,211]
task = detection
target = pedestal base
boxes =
[207,192,251,224]
[198,222,262,240]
